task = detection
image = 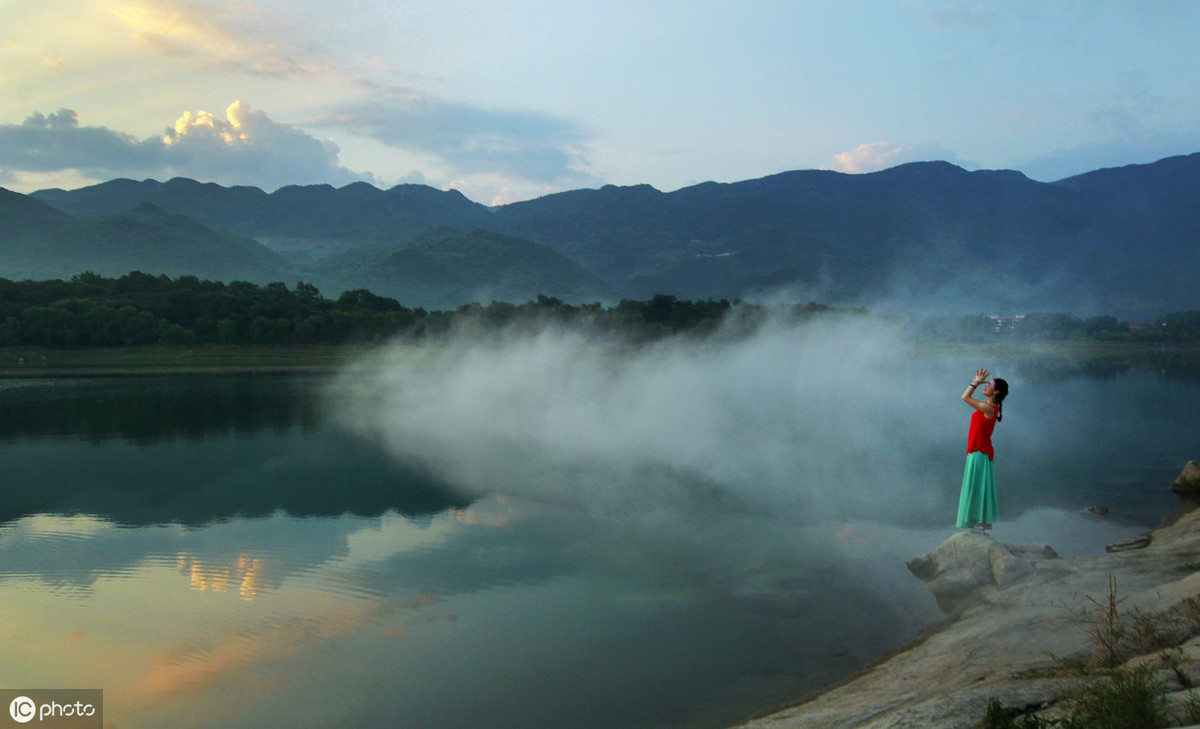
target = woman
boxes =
[957,367,1009,532]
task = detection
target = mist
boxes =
[328,313,963,530]
[319,311,1193,684]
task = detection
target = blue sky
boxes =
[2,0,1198,205]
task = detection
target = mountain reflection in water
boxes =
[0,375,470,525]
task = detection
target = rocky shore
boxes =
[734,461,1200,729]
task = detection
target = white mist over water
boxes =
[328,314,960,529]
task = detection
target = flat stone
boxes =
[904,532,1057,615]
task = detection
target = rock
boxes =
[1178,660,1200,688]
[905,532,1058,614]
[1172,460,1200,493]
[1106,534,1152,552]
[1159,689,1200,728]
[1154,667,1185,693]
[736,509,1200,729]
[1085,504,1109,515]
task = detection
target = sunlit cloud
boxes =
[827,141,972,174]
[0,102,373,191]
[491,187,517,206]
[106,0,324,80]
[829,141,912,173]
[1,1,598,200]
[109,1,248,60]
[5,1,596,199]
[156,101,377,188]
[363,53,394,71]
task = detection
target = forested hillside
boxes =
[1,273,1197,349]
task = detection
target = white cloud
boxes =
[160,101,365,186]
[107,0,336,82]
[827,141,973,174]
[321,94,598,191]
[918,1,996,30]
[1018,130,1200,182]
[0,102,374,191]
[3,1,599,201]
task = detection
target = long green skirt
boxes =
[956,450,998,528]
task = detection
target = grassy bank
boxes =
[911,338,1200,360]
[0,344,370,377]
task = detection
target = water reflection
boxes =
[0,375,323,443]
[0,376,469,525]
[1013,352,1200,385]
[0,497,940,729]
[0,362,1195,729]
[0,498,530,728]
[0,498,1157,729]
[998,356,1196,524]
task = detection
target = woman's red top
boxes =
[967,406,997,460]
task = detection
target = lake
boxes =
[0,338,1196,729]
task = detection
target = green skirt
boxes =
[956,450,998,528]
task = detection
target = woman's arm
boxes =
[962,368,996,418]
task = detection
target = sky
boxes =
[2,0,1199,206]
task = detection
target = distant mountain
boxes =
[0,192,292,283]
[0,186,78,237]
[32,177,492,242]
[488,163,1099,309]
[21,152,1200,316]
[316,228,614,309]
[482,155,1200,315]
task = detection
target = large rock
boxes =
[905,532,1058,614]
[735,509,1200,729]
[1172,460,1200,493]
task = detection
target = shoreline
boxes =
[2,339,1195,378]
[0,344,368,378]
[732,501,1200,728]
[735,613,959,725]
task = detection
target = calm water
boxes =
[0,353,1196,729]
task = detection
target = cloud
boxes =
[918,1,996,29]
[322,95,598,190]
[104,0,596,188]
[1018,129,1200,182]
[826,141,973,174]
[160,101,373,187]
[107,0,335,82]
[0,102,374,191]
[0,109,161,173]
[6,1,596,200]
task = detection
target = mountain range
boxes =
[5,152,1199,316]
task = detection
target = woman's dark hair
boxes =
[992,378,1009,421]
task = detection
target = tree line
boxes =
[0,272,750,347]
[917,311,1200,343]
[0,271,1196,348]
